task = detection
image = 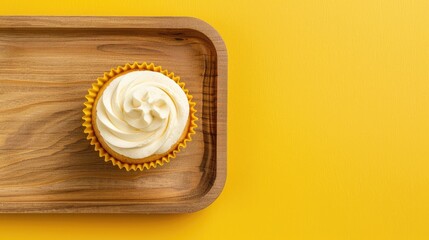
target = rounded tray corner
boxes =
[180,16,228,57]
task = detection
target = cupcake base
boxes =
[83,62,197,171]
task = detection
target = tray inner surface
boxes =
[0,27,217,203]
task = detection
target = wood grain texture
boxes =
[0,16,227,213]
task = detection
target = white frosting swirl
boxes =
[96,70,190,159]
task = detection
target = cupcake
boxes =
[83,63,197,171]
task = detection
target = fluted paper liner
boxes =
[82,62,198,171]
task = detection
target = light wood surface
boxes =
[0,16,227,213]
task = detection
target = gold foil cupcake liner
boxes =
[82,62,198,171]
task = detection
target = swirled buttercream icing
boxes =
[95,70,190,159]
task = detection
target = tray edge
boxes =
[0,16,228,214]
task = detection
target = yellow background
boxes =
[1,0,429,239]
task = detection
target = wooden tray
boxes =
[0,16,227,213]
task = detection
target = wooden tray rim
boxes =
[0,16,227,213]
